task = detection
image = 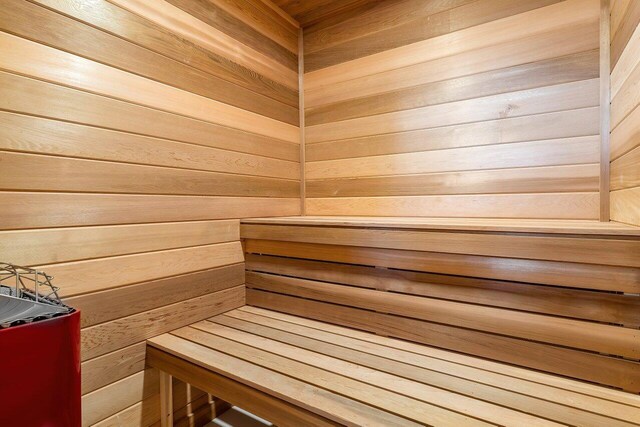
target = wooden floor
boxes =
[148,307,640,427]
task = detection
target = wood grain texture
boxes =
[1,220,239,266]
[247,273,640,358]
[210,0,299,52]
[0,0,298,125]
[302,0,472,54]
[307,136,600,179]
[610,0,640,70]
[610,1,640,226]
[81,285,244,360]
[231,308,640,413]
[147,307,640,425]
[275,0,382,27]
[152,331,462,426]
[241,224,640,267]
[3,1,299,425]
[0,32,298,143]
[244,239,640,293]
[0,192,299,230]
[611,186,640,226]
[246,254,640,326]
[306,49,599,125]
[306,193,600,219]
[243,215,640,234]
[306,79,599,143]
[305,21,599,108]
[68,264,245,328]
[191,321,564,426]
[304,0,565,72]
[147,347,341,427]
[0,76,299,162]
[164,0,297,70]
[241,219,640,391]
[244,306,640,405]
[304,0,599,89]
[245,293,640,392]
[302,0,601,219]
[88,367,226,427]
[0,151,299,196]
[81,342,148,394]
[32,0,298,107]
[307,164,599,197]
[307,107,599,161]
[108,0,298,89]
[40,242,243,297]
[82,369,159,426]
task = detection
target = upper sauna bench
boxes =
[240,215,640,392]
[241,216,640,236]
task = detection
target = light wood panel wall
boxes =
[242,220,640,393]
[302,0,603,219]
[0,0,300,425]
[610,0,640,225]
[273,0,382,28]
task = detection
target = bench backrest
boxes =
[242,222,640,392]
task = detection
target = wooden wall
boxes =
[302,0,603,219]
[273,0,382,28]
[610,0,640,225]
[242,219,640,393]
[0,0,299,425]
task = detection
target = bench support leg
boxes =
[160,370,173,427]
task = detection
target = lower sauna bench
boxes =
[147,307,640,427]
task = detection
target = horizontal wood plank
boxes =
[82,286,244,360]
[244,239,640,292]
[305,193,600,219]
[0,33,299,142]
[241,224,640,267]
[0,192,299,230]
[146,346,341,427]
[307,165,599,197]
[2,220,239,266]
[246,254,640,326]
[81,342,147,394]
[0,151,299,196]
[41,242,243,297]
[247,291,640,392]
[247,273,640,358]
[0,0,299,125]
[68,264,245,328]
[306,79,599,143]
[306,49,598,125]
[306,108,599,162]
[0,74,299,162]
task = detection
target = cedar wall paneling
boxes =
[273,0,383,28]
[610,0,640,225]
[0,0,300,425]
[303,0,602,219]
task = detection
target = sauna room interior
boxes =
[1,0,639,426]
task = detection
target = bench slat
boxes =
[170,326,479,426]
[148,308,640,427]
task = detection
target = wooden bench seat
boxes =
[241,216,640,392]
[147,307,640,427]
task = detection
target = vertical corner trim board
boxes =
[302,0,603,219]
[1,0,300,425]
[610,0,640,226]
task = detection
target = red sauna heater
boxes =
[0,264,81,427]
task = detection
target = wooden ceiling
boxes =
[273,0,383,28]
